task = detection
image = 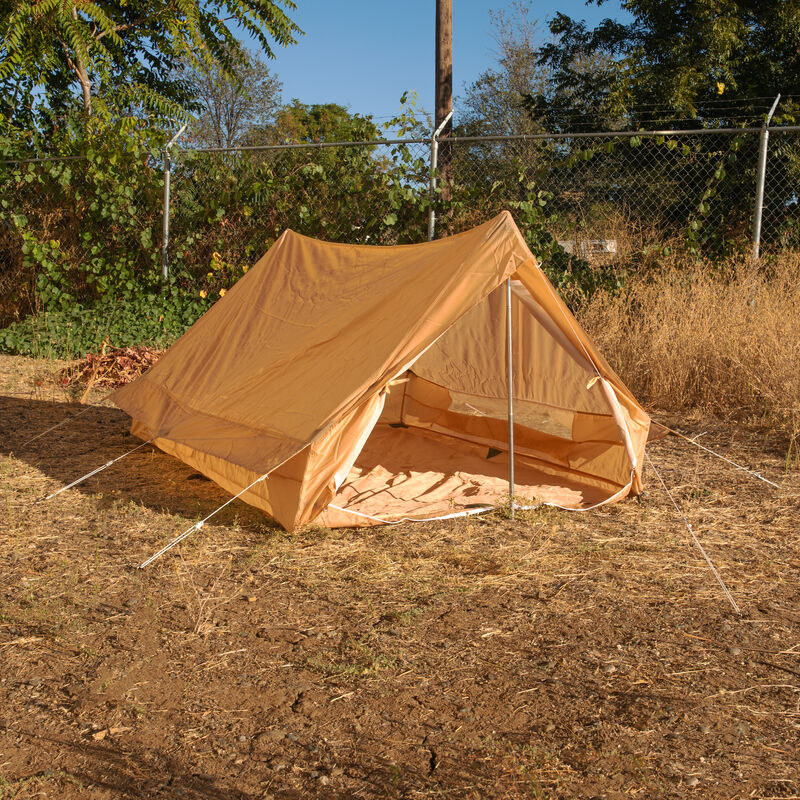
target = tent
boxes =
[113,212,654,531]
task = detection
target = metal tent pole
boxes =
[506,278,515,519]
[427,110,453,241]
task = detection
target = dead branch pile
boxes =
[59,341,162,399]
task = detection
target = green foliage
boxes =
[0,0,300,125]
[536,0,800,128]
[0,119,166,310]
[0,287,210,359]
[268,101,380,144]
[168,99,431,276]
[508,181,625,306]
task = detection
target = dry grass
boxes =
[580,250,800,454]
[1,354,799,798]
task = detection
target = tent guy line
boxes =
[138,471,270,569]
[654,423,780,489]
[41,437,156,501]
[645,450,741,615]
[19,397,109,450]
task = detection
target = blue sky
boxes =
[255,1,628,126]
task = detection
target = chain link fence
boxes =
[441,128,800,262]
[167,138,432,279]
[2,124,799,324]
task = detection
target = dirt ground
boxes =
[0,353,798,799]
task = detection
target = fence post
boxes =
[161,124,188,281]
[427,110,453,241]
[752,94,781,261]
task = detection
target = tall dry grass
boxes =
[579,250,800,451]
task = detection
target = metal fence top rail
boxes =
[184,137,429,153]
[184,124,800,154]
[447,125,800,144]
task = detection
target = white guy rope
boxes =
[43,437,156,501]
[20,401,106,449]
[138,472,269,569]
[658,423,780,489]
[645,451,741,615]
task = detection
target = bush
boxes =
[0,287,210,359]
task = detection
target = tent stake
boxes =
[506,277,515,519]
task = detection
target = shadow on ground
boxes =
[0,394,274,533]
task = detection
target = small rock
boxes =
[252,729,286,750]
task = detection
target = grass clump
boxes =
[579,250,800,450]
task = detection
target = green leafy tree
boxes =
[0,0,300,124]
[252,100,380,145]
[521,0,800,254]
[535,0,800,129]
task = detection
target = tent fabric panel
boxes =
[117,374,305,477]
[513,261,648,424]
[399,373,634,488]
[413,279,610,416]
[129,418,278,519]
[291,391,387,529]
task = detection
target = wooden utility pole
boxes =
[435,0,453,200]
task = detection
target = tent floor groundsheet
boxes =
[321,424,615,526]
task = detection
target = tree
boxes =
[264,101,381,145]
[535,0,800,129]
[186,45,283,149]
[460,2,549,135]
[0,0,300,123]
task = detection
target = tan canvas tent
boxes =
[113,211,654,531]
